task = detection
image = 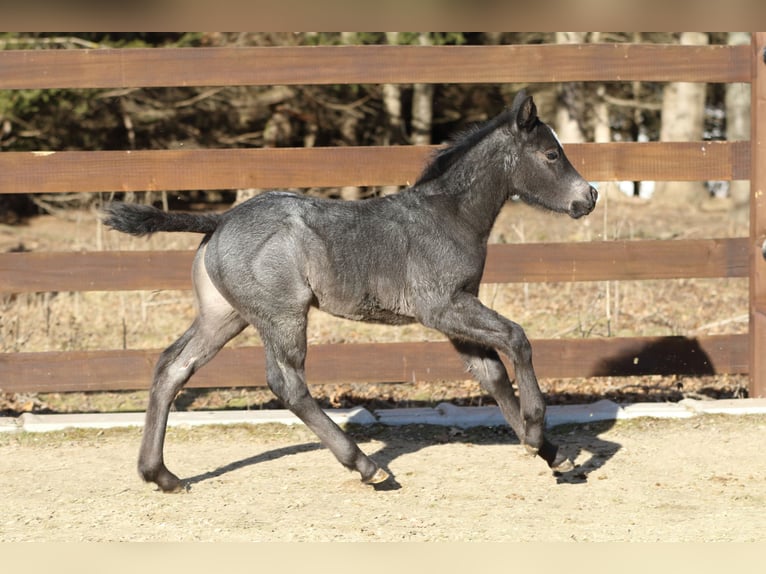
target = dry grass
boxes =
[0,190,753,414]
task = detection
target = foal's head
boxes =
[415,90,597,219]
[502,90,598,219]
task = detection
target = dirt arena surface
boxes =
[2,413,765,542]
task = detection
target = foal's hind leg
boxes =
[138,249,247,492]
[451,340,573,471]
[259,318,388,485]
[138,314,246,492]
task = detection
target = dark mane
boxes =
[414,109,513,186]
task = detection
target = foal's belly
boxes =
[314,293,416,326]
[326,307,417,326]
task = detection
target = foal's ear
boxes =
[514,95,538,132]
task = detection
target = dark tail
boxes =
[101,203,222,237]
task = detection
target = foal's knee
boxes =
[508,324,532,364]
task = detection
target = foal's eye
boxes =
[544,150,559,161]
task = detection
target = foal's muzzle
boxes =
[569,185,598,219]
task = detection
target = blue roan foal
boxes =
[103,91,598,492]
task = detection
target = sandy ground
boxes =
[1,414,765,542]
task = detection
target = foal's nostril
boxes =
[568,185,599,219]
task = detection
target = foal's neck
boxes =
[419,167,508,244]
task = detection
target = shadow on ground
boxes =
[179,420,623,491]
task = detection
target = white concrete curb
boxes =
[2,398,766,434]
[1,406,376,434]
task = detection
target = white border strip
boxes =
[2,398,766,434]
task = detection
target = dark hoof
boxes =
[548,448,576,473]
[551,457,575,473]
[140,464,184,493]
[361,467,390,485]
[158,478,186,493]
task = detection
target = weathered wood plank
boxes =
[0,250,195,293]
[0,238,749,294]
[0,44,750,90]
[0,335,748,394]
[0,147,428,194]
[572,141,750,182]
[0,142,750,195]
[536,334,749,378]
[484,238,749,283]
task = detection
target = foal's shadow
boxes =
[547,419,622,485]
[183,442,324,489]
[180,414,621,491]
[355,413,623,489]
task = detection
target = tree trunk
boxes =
[554,32,587,145]
[339,32,362,201]
[382,32,404,145]
[411,33,434,147]
[380,32,404,196]
[726,32,751,208]
[589,33,610,146]
[235,109,292,205]
[653,32,710,206]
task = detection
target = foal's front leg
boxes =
[421,292,569,468]
[451,340,572,471]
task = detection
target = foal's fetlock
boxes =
[522,409,545,454]
[522,424,544,458]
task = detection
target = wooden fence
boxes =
[1,35,765,397]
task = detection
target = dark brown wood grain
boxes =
[0,142,750,195]
[0,335,748,394]
[0,44,750,90]
[0,238,748,294]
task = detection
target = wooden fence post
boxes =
[750,32,766,398]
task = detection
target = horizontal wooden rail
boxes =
[0,44,751,90]
[0,141,750,195]
[0,335,748,392]
[483,238,749,283]
[0,334,748,394]
[0,238,748,294]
